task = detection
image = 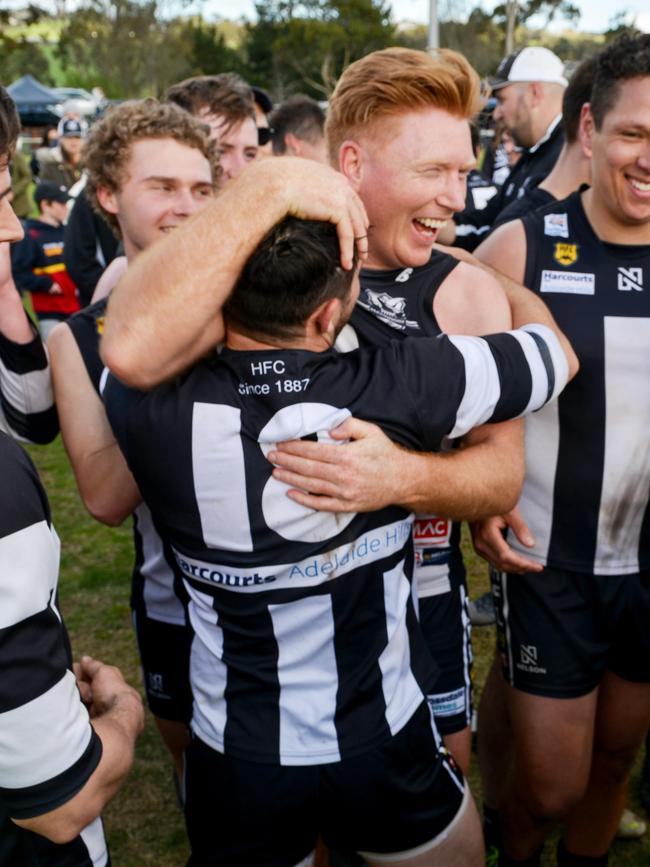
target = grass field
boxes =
[26,436,650,866]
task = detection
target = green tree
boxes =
[177,18,245,77]
[0,6,52,85]
[493,0,580,51]
[243,0,395,99]
[56,0,192,97]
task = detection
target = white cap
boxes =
[490,47,568,90]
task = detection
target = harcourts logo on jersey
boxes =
[544,213,569,238]
[617,267,643,292]
[516,644,547,675]
[172,518,414,592]
[540,270,595,295]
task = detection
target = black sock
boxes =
[499,846,543,867]
[556,839,609,867]
[483,804,501,850]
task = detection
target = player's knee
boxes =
[519,778,585,823]
[591,742,640,787]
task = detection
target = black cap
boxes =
[251,86,273,115]
[57,116,88,138]
[34,182,71,205]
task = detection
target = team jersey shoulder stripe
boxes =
[0,670,99,796]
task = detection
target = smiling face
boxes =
[343,108,474,270]
[583,76,650,241]
[97,137,214,260]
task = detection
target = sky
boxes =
[208,0,650,33]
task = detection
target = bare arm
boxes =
[0,243,33,344]
[49,322,141,525]
[270,416,524,519]
[13,657,143,844]
[101,157,368,388]
[91,255,127,304]
[272,262,525,518]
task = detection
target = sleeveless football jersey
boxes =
[340,252,464,599]
[105,328,566,766]
[516,190,650,574]
[66,300,187,626]
[0,434,107,866]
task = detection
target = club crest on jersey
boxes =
[617,267,643,292]
[544,213,569,238]
[554,243,578,266]
[357,288,420,331]
[95,315,105,335]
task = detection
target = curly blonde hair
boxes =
[83,98,220,232]
[326,47,481,165]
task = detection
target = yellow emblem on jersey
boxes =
[554,243,578,266]
[96,316,105,335]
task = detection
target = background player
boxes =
[270,94,328,163]
[472,32,650,867]
[165,73,259,181]
[48,99,220,786]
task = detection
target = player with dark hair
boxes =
[165,73,259,181]
[270,95,327,162]
[485,53,598,229]
[102,166,576,864]
[473,32,650,867]
[456,46,568,250]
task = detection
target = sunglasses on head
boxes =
[258,127,274,146]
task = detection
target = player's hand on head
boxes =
[253,156,369,270]
[269,417,402,513]
[470,506,542,574]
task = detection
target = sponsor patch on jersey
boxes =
[554,242,578,266]
[540,270,595,295]
[394,267,413,283]
[356,288,420,331]
[427,687,466,718]
[617,266,644,292]
[414,516,451,546]
[544,213,569,238]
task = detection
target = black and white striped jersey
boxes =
[105,326,567,766]
[0,318,57,445]
[66,301,187,627]
[0,432,107,866]
[339,253,465,600]
[516,190,650,574]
